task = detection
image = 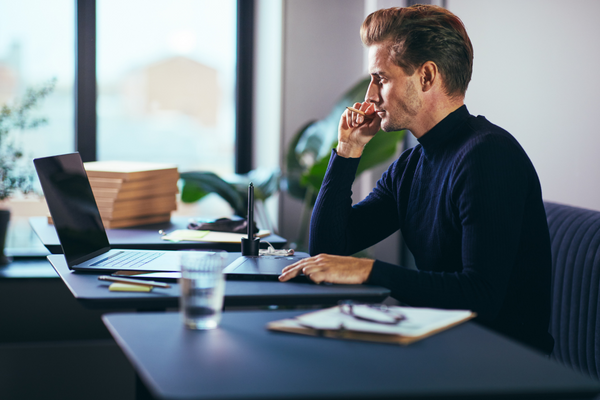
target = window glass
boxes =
[97,0,237,176]
[0,0,75,255]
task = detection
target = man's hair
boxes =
[361,5,473,97]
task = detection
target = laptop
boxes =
[35,152,310,279]
[34,153,181,272]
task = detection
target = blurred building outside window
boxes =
[0,0,239,256]
[0,0,74,255]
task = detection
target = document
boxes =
[268,305,475,345]
[161,229,271,243]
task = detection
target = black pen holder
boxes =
[241,237,260,256]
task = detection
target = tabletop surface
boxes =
[47,254,390,309]
[30,216,287,253]
[103,310,600,400]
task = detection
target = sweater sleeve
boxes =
[368,136,532,322]
[308,149,401,256]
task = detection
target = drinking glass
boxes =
[179,251,228,330]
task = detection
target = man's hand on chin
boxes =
[337,101,381,158]
[279,254,375,284]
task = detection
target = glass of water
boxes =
[179,251,228,330]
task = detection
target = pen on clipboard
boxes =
[98,275,171,288]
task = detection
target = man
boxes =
[279,5,554,354]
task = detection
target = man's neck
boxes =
[410,97,465,139]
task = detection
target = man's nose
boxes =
[365,80,380,104]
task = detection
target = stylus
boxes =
[247,182,254,240]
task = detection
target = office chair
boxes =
[545,201,600,380]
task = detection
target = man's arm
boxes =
[280,102,399,283]
[282,134,539,326]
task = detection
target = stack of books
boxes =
[83,161,179,229]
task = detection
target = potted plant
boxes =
[0,78,56,264]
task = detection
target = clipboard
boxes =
[267,306,476,345]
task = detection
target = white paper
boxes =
[162,229,271,243]
[295,306,473,337]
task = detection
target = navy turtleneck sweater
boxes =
[309,105,554,354]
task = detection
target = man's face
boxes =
[366,42,422,132]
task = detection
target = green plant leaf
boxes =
[0,78,56,200]
[179,171,246,216]
[285,120,316,200]
[179,168,280,217]
[356,129,405,176]
[227,168,281,202]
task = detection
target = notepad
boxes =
[267,306,475,345]
[109,283,153,292]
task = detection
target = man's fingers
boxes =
[353,102,364,124]
[279,260,306,281]
[359,102,371,113]
[346,108,355,128]
[278,266,301,281]
[306,271,326,284]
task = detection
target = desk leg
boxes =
[135,373,156,400]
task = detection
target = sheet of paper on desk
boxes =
[161,229,271,243]
[295,306,475,337]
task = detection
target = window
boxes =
[1,0,245,256]
[97,0,238,175]
[0,0,74,255]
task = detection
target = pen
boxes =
[98,275,171,288]
[346,106,366,116]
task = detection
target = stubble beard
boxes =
[381,80,421,133]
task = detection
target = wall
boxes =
[447,0,600,211]
[279,0,366,247]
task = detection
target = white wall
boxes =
[447,0,600,211]
[279,0,366,247]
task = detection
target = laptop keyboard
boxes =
[90,251,165,268]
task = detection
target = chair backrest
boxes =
[545,201,600,380]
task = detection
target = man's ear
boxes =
[420,61,438,92]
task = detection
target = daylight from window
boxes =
[0,0,238,252]
[97,0,237,175]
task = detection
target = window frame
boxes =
[75,0,254,171]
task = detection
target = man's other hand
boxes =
[278,254,375,284]
[337,101,381,158]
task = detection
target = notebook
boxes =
[34,153,181,272]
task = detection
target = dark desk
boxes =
[103,310,600,400]
[48,255,390,309]
[30,216,287,253]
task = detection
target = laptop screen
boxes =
[34,153,110,266]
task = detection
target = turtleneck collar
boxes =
[416,105,470,152]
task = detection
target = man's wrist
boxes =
[336,142,364,158]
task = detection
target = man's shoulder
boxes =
[461,115,525,156]
[452,115,536,179]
